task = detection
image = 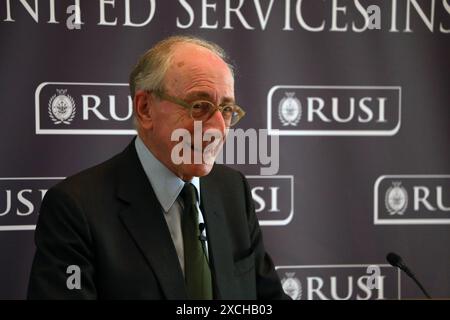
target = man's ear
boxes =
[134,90,154,130]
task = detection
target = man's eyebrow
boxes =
[184,91,235,104]
[185,91,213,100]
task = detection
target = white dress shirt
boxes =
[134,136,208,275]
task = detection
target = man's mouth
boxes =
[187,140,221,154]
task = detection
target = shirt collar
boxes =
[134,136,200,212]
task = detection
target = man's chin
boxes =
[178,163,214,181]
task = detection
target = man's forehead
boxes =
[171,42,219,60]
[165,43,234,96]
[169,43,230,74]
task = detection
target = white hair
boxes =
[129,35,234,97]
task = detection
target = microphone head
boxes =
[386,253,429,298]
[386,252,402,267]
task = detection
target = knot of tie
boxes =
[180,182,198,209]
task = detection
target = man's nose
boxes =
[204,109,226,130]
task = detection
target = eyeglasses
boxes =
[152,90,245,127]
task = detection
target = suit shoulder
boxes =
[209,164,245,182]
[50,149,125,199]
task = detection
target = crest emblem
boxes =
[48,89,76,124]
[278,92,302,126]
[281,272,302,300]
[385,182,408,215]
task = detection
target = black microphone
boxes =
[386,252,431,299]
[198,222,210,265]
[198,223,207,242]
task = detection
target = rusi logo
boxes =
[246,175,293,226]
[35,82,136,135]
[374,175,450,225]
[48,89,76,124]
[276,264,401,300]
[268,86,401,136]
[0,177,62,231]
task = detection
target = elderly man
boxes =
[28,36,287,300]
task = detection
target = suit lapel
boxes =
[116,141,187,299]
[200,172,236,299]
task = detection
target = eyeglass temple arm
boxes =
[153,90,192,110]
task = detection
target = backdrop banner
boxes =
[0,0,449,299]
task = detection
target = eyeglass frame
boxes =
[148,89,246,127]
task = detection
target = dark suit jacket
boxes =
[27,139,288,300]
